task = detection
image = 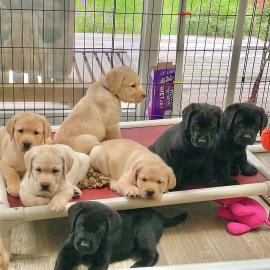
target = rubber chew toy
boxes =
[261,123,270,151]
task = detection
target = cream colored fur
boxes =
[54,66,145,154]
[19,144,89,212]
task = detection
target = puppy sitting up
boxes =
[19,144,90,212]
[149,103,224,188]
[0,112,51,197]
[54,66,146,154]
[215,103,268,177]
[54,202,187,269]
[89,139,176,200]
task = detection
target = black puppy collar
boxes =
[100,82,110,92]
[100,82,120,100]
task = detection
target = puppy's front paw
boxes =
[223,177,239,186]
[207,179,220,187]
[241,164,257,176]
[230,165,240,176]
[6,184,20,197]
[124,186,140,198]
[49,198,67,212]
[73,186,82,199]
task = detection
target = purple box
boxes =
[146,62,175,120]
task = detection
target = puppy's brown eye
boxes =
[36,168,41,173]
[18,129,23,133]
[52,169,59,174]
[34,131,39,135]
[157,180,162,184]
[142,178,147,182]
[131,84,136,88]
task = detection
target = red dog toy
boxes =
[261,123,270,151]
[216,197,270,235]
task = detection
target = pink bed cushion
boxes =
[120,125,172,146]
[7,124,268,208]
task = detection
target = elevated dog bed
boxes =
[0,118,270,254]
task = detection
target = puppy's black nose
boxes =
[23,141,32,150]
[142,93,146,97]
[40,182,50,191]
[146,189,155,197]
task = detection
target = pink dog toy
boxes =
[216,197,270,235]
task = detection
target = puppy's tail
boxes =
[161,212,188,228]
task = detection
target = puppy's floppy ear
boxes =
[6,114,20,141]
[131,161,143,186]
[224,103,239,131]
[258,107,268,135]
[213,106,224,132]
[97,210,122,260]
[36,114,52,143]
[106,211,122,234]
[61,149,74,176]
[105,68,125,95]
[24,147,36,176]
[68,203,85,233]
[181,103,200,131]
[104,211,122,245]
[167,167,176,191]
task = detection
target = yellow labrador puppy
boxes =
[89,139,176,200]
[0,237,9,270]
[19,144,90,212]
[54,66,145,154]
[0,112,51,197]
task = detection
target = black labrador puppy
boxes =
[215,103,268,177]
[149,103,223,188]
[54,202,187,270]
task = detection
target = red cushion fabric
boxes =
[120,125,172,146]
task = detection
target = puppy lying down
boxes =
[19,144,90,212]
[89,139,176,200]
[54,202,187,269]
